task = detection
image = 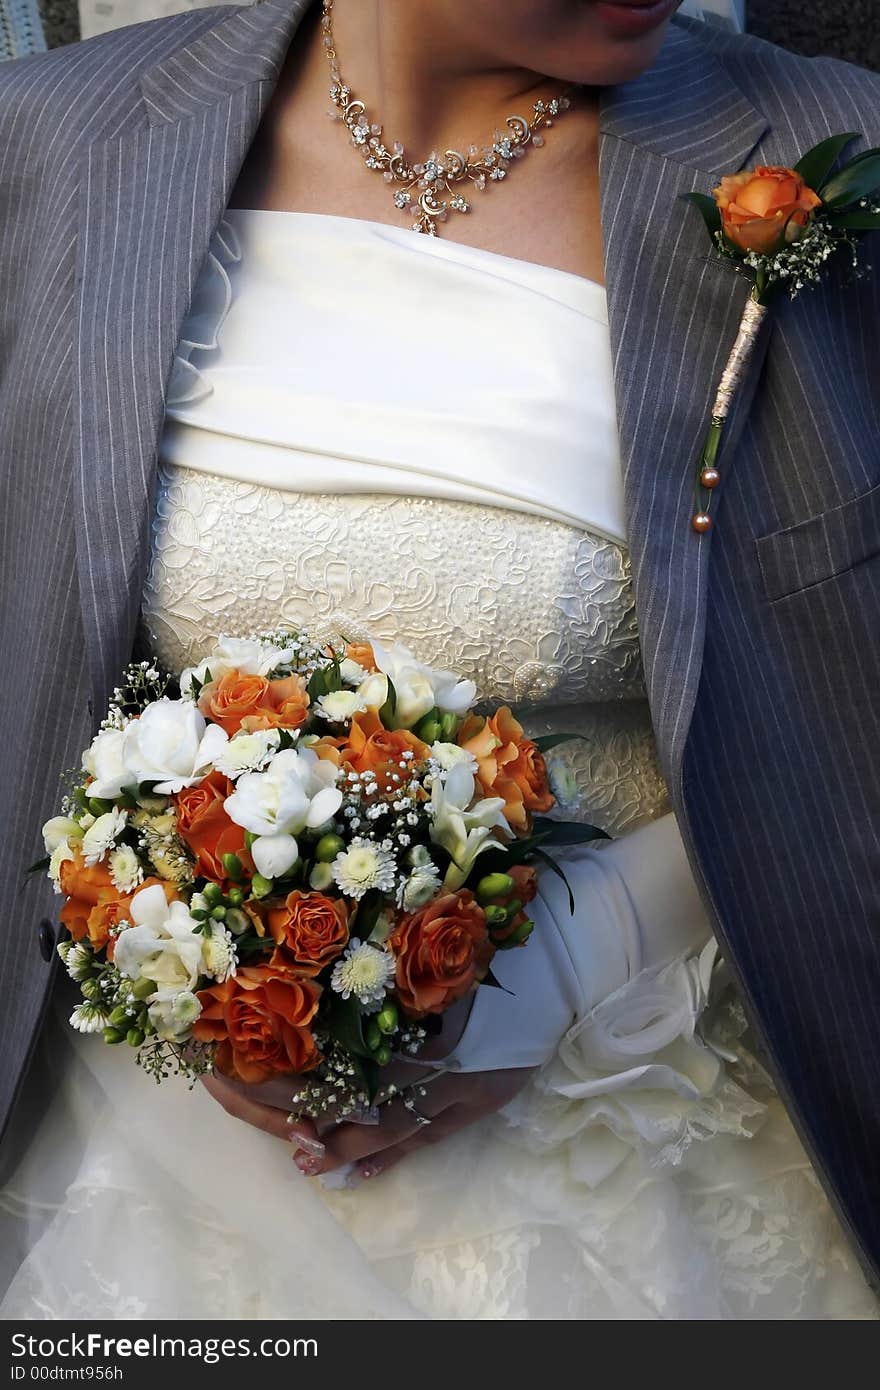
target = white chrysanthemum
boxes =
[59,940,94,983]
[430,741,478,774]
[332,839,396,899]
[339,657,367,686]
[202,925,238,983]
[401,862,442,910]
[69,1002,109,1034]
[81,808,128,867]
[48,840,76,891]
[213,728,282,781]
[108,844,144,894]
[330,938,395,1007]
[316,689,367,724]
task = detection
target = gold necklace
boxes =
[321,0,577,237]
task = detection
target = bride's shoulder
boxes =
[676,13,880,139]
[0,4,246,148]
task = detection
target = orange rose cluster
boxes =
[42,632,587,1117]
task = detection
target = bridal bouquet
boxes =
[37,632,599,1117]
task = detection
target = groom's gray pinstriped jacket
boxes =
[1,1,880,1282]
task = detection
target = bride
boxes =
[1,0,879,1319]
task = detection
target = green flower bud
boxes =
[109,1004,131,1027]
[414,711,442,743]
[504,898,523,920]
[88,796,114,817]
[190,908,209,922]
[477,873,515,905]
[376,1003,398,1036]
[484,905,508,927]
[250,873,273,899]
[103,1027,125,1045]
[243,830,257,851]
[374,1043,392,1067]
[202,882,222,905]
[224,908,250,935]
[438,712,459,741]
[131,976,157,1001]
[221,852,243,881]
[315,833,345,864]
[503,917,534,947]
[126,1027,145,1048]
[309,862,334,892]
[210,904,227,921]
[365,1021,383,1052]
[80,978,103,1002]
[227,887,245,908]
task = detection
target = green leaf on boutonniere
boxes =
[682,191,721,236]
[820,154,880,208]
[794,133,860,194]
[531,732,583,752]
[530,816,611,846]
[823,209,880,230]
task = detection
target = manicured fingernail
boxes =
[359,1159,383,1181]
[290,1132,325,1159]
[293,1150,323,1176]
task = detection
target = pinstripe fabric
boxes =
[1,1,880,1277]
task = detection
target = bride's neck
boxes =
[322,0,565,155]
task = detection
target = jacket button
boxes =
[38,918,57,962]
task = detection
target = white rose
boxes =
[113,883,207,994]
[430,741,478,774]
[81,808,128,867]
[42,816,83,855]
[370,640,476,730]
[122,698,228,795]
[147,989,202,1042]
[316,689,367,724]
[429,762,510,887]
[213,728,281,780]
[224,747,343,879]
[82,726,130,800]
[180,635,298,697]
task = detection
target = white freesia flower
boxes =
[332,840,396,899]
[370,639,476,730]
[316,689,367,724]
[108,844,144,894]
[122,698,229,795]
[330,938,395,1008]
[401,860,442,910]
[213,728,281,781]
[339,657,367,686]
[42,816,83,855]
[224,747,343,879]
[147,989,202,1041]
[429,762,510,884]
[430,741,478,774]
[81,808,128,867]
[48,840,76,891]
[180,635,298,697]
[82,725,130,800]
[113,883,207,995]
[357,670,391,710]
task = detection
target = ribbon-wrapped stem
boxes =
[692,295,770,532]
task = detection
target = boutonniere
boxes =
[684,133,880,533]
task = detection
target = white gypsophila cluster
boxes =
[332,840,397,899]
[330,938,395,1008]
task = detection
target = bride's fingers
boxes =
[200,1072,320,1151]
[355,1104,472,1180]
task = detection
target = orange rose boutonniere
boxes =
[684,133,880,532]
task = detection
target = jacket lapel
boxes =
[72,0,312,716]
[598,21,769,797]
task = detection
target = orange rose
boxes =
[59,850,177,953]
[345,641,377,672]
[193,962,321,1083]
[266,890,350,976]
[713,165,822,256]
[458,707,553,833]
[198,669,310,737]
[389,890,494,1018]
[174,770,252,883]
[335,710,428,792]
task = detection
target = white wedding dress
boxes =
[1,209,876,1320]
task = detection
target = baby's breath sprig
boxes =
[136,1038,215,1086]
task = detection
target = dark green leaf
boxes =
[793,132,860,192]
[531,733,583,753]
[820,154,880,207]
[681,191,721,236]
[306,665,329,701]
[824,209,880,230]
[325,994,373,1060]
[481,968,514,996]
[25,855,50,877]
[530,816,611,846]
[532,848,575,915]
[379,676,397,726]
